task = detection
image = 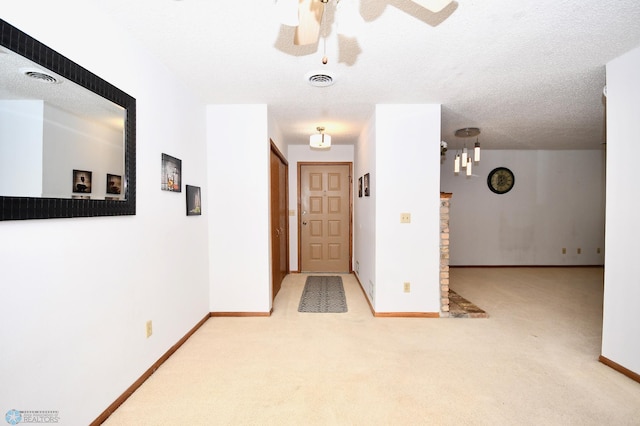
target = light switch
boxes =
[400,213,411,223]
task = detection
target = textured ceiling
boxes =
[97,0,640,150]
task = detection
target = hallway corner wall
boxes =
[207,105,271,313]
[602,45,640,377]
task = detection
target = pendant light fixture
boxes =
[310,126,331,149]
[453,127,480,174]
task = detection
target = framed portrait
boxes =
[364,173,370,197]
[358,176,363,198]
[73,170,92,194]
[161,153,182,192]
[186,185,202,216]
[106,174,122,194]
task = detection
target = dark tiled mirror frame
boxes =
[0,19,136,220]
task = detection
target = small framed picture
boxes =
[358,176,363,198]
[106,174,122,194]
[186,185,202,216]
[364,173,370,197]
[161,153,182,192]
[73,169,92,193]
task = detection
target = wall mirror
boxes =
[0,19,136,220]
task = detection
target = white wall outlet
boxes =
[146,320,153,338]
[400,213,411,223]
[403,282,411,293]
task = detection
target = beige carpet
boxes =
[103,267,640,425]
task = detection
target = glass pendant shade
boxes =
[452,127,481,175]
[310,132,331,149]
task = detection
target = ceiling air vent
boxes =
[306,70,335,87]
[21,68,60,84]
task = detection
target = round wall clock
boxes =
[487,167,515,194]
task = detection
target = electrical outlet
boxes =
[562,248,566,254]
[403,282,411,293]
[400,213,411,223]
[146,320,153,338]
[577,248,581,254]
[597,248,601,254]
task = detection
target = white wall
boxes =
[601,46,640,375]
[207,105,271,313]
[354,117,376,303]
[286,144,355,271]
[0,100,123,198]
[0,4,210,424]
[268,108,285,155]
[0,100,44,196]
[440,150,606,265]
[42,104,124,198]
[373,105,442,313]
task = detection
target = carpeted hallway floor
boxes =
[102,267,640,425]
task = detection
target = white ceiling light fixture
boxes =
[310,126,331,149]
[453,127,481,176]
[283,0,452,47]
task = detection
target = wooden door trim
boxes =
[271,141,289,274]
[270,140,288,166]
[270,140,289,301]
[297,162,353,273]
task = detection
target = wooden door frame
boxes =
[297,162,353,273]
[270,141,289,300]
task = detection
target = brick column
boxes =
[440,192,452,317]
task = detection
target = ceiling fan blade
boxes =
[294,0,325,46]
[410,0,453,13]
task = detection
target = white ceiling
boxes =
[98,0,640,150]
